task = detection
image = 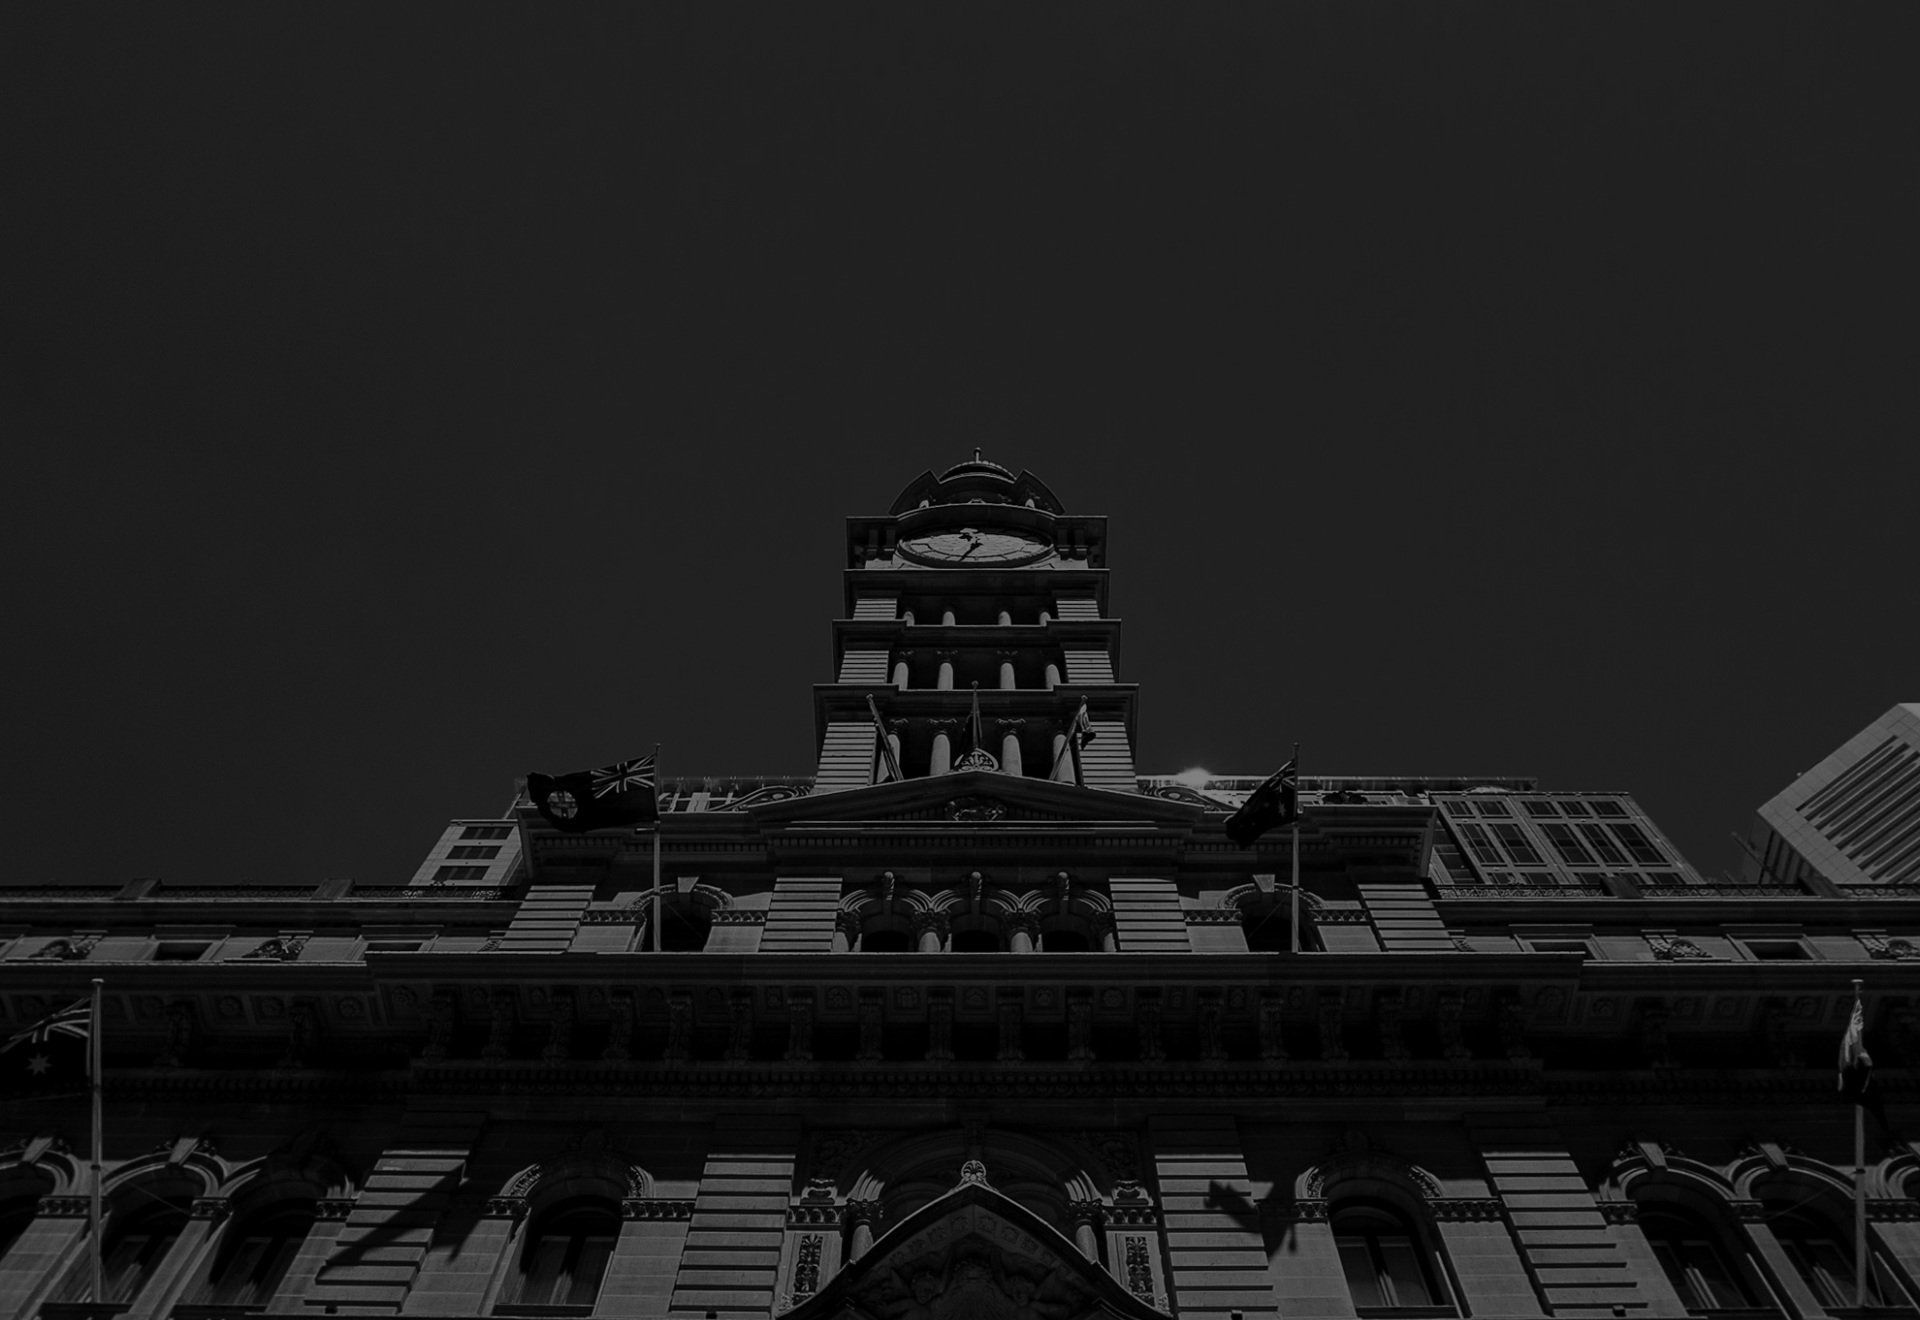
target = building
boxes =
[3,457,1919,1320]
[1741,704,1920,894]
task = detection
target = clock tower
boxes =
[813,454,1138,793]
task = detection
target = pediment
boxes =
[748,772,1202,828]
[786,1179,1169,1320]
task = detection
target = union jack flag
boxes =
[591,755,656,800]
[5,997,89,1053]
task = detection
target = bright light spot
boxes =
[1172,767,1212,787]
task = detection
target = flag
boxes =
[1,998,89,1098]
[1224,759,1299,848]
[1839,993,1873,1102]
[1071,699,1096,748]
[527,755,659,833]
[867,695,903,783]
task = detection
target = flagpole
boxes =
[89,976,103,1303]
[1855,976,1867,1309]
[651,744,663,954]
[1290,742,1301,955]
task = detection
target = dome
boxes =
[888,452,1066,516]
[939,450,1015,481]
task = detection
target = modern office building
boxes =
[3,458,1918,1320]
[1741,704,1920,894]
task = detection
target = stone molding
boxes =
[1431,1197,1505,1222]
[622,1197,694,1220]
[1597,1200,1638,1223]
[789,1203,844,1226]
[39,1195,91,1217]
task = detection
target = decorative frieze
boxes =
[622,1198,694,1220]
[1430,1198,1504,1222]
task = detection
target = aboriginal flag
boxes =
[527,755,659,833]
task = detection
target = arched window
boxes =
[655,900,711,952]
[1038,925,1090,952]
[99,1197,191,1301]
[197,1201,315,1305]
[1766,1204,1907,1309]
[1240,899,1315,952]
[1332,1201,1448,1311]
[1639,1205,1754,1309]
[499,1197,620,1308]
[0,1193,37,1265]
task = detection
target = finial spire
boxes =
[973,446,982,462]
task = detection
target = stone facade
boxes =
[2,457,1917,1320]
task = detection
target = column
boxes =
[1044,661,1062,689]
[1008,917,1038,954]
[1000,728,1024,777]
[1069,1202,1104,1262]
[886,725,904,778]
[892,656,910,688]
[901,608,915,625]
[940,607,956,625]
[914,913,947,953]
[998,656,1017,689]
[936,653,955,690]
[929,725,953,775]
[846,1202,882,1262]
[996,609,1012,625]
[1039,609,1052,626]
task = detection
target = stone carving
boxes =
[997,998,1024,1063]
[1437,989,1471,1063]
[857,994,885,1062]
[281,999,320,1068]
[793,1232,824,1299]
[155,1000,195,1069]
[959,1159,990,1186]
[543,990,575,1063]
[603,991,634,1062]
[1318,990,1348,1062]
[1863,933,1919,960]
[1636,1001,1671,1069]
[1137,997,1165,1063]
[241,934,309,961]
[190,1197,231,1221]
[481,991,514,1061]
[927,991,955,1063]
[1499,992,1531,1062]
[1123,1234,1156,1304]
[945,796,1006,822]
[1066,993,1094,1063]
[1431,1198,1505,1222]
[726,992,754,1064]
[1258,992,1287,1062]
[786,997,814,1063]
[1763,1000,1803,1068]
[1376,992,1409,1063]
[32,935,99,961]
[664,993,693,1063]
[1648,932,1711,961]
[422,991,456,1060]
[1197,992,1225,1063]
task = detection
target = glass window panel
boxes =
[1378,1236,1433,1306]
[521,1236,571,1305]
[567,1235,616,1306]
[1541,824,1595,865]
[1522,800,1560,817]
[1610,822,1666,865]
[1460,824,1504,866]
[1474,799,1512,816]
[1681,1238,1750,1310]
[1492,824,1544,865]
[1336,1237,1386,1308]
[1577,825,1629,865]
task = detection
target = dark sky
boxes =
[4,4,1914,889]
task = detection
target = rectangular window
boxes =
[460,825,512,840]
[364,939,425,954]
[1522,799,1560,817]
[1440,799,1474,817]
[1540,824,1595,866]
[433,865,488,882]
[1590,799,1628,817]
[1458,824,1505,866]
[1610,822,1666,865]
[153,942,210,961]
[446,845,500,860]
[1745,940,1810,961]
[1474,798,1512,816]
[1578,825,1629,865]
[1559,799,1591,816]
[1491,824,1544,866]
[1528,939,1591,955]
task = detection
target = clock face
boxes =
[898,526,1050,565]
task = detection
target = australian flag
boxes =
[528,755,660,833]
[1,998,90,1099]
[1224,759,1299,848]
